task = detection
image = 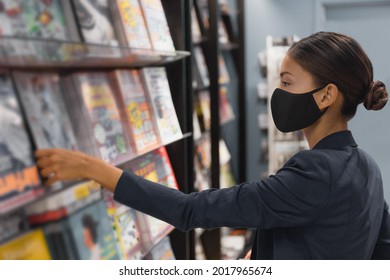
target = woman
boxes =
[35,32,390,259]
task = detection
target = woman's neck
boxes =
[303,118,348,149]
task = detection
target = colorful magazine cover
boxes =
[0,0,74,39]
[102,189,143,260]
[112,0,152,49]
[0,0,80,60]
[0,229,52,260]
[141,67,182,144]
[196,90,211,131]
[65,200,121,260]
[139,0,175,52]
[71,72,133,165]
[22,0,70,40]
[218,53,230,84]
[115,204,143,259]
[113,70,160,154]
[219,86,235,124]
[0,71,42,214]
[72,0,119,46]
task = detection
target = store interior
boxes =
[0,0,389,260]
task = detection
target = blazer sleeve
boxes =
[113,150,331,231]
[371,201,390,259]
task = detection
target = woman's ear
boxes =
[313,83,339,110]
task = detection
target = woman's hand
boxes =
[35,149,123,192]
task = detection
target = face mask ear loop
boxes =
[308,84,328,95]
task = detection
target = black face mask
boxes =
[270,85,327,133]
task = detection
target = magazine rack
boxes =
[0,0,195,261]
[0,36,190,70]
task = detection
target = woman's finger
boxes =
[35,149,57,158]
[40,166,57,178]
[36,157,52,169]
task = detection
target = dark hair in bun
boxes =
[364,80,388,111]
[288,31,387,120]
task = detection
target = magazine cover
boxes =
[125,146,178,189]
[195,136,211,171]
[194,155,210,192]
[0,71,42,213]
[61,75,99,158]
[102,189,143,260]
[0,229,52,260]
[193,46,210,88]
[218,53,230,84]
[72,0,119,46]
[115,205,143,259]
[139,0,175,52]
[0,210,25,244]
[196,90,211,131]
[13,72,78,151]
[0,0,78,40]
[72,72,133,165]
[219,86,235,124]
[141,67,182,144]
[22,0,71,40]
[218,19,229,44]
[66,200,121,260]
[0,0,80,60]
[191,6,202,43]
[0,0,36,58]
[112,70,160,154]
[111,0,152,49]
[0,0,28,36]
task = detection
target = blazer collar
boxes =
[313,130,358,150]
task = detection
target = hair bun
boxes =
[364,80,388,110]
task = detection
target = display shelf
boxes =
[0,133,192,217]
[0,36,190,70]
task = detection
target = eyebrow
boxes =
[280,71,294,78]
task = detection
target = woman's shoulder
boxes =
[285,149,331,170]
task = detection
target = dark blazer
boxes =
[114,130,390,259]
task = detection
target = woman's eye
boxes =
[281,81,289,87]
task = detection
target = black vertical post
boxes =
[162,0,195,260]
[199,0,221,260]
[209,0,220,190]
[237,0,246,183]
